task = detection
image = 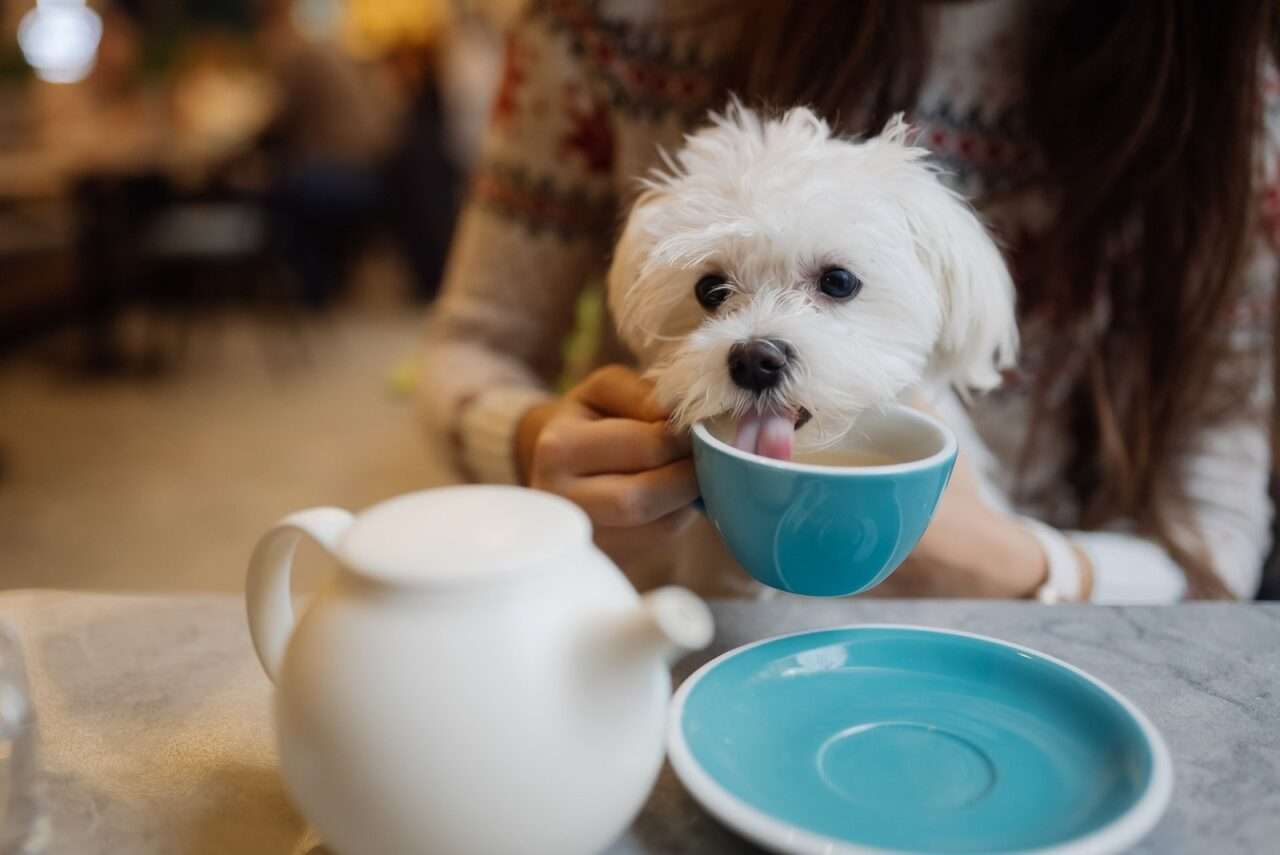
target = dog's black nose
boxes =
[728,338,790,392]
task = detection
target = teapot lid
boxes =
[336,486,592,586]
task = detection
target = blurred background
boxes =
[0,0,520,590]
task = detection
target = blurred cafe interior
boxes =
[0,0,519,591]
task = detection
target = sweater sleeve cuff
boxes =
[455,386,553,485]
[1067,531,1188,604]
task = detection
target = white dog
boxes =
[607,101,1018,460]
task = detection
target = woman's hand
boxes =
[872,398,1049,598]
[516,365,698,563]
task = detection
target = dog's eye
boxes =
[818,268,862,300]
[695,274,731,310]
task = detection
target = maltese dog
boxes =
[606,101,1018,461]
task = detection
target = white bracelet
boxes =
[1019,517,1085,603]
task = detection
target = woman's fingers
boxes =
[525,364,697,535]
[594,507,700,569]
[533,416,691,478]
[571,365,669,422]
[559,459,699,528]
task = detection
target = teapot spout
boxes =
[612,587,714,667]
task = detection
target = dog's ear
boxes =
[871,116,1018,395]
[917,191,1019,396]
[606,188,668,355]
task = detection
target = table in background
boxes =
[0,592,1275,854]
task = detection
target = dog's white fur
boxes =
[607,101,1017,447]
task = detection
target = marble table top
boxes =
[1,591,1276,854]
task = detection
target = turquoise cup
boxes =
[691,405,957,597]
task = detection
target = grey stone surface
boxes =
[1,592,1276,854]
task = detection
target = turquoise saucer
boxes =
[669,626,1172,854]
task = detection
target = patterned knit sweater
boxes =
[420,0,1280,601]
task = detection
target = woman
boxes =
[419,0,1279,601]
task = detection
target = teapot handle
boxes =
[246,507,353,684]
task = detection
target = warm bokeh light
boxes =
[341,0,450,56]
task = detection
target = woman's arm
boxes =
[419,6,618,484]
[897,359,1272,602]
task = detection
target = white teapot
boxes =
[246,486,713,855]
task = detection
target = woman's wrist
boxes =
[515,400,559,486]
[1019,517,1094,602]
[992,512,1050,598]
[917,508,1048,598]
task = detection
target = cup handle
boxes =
[245,507,353,685]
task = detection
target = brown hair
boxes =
[713,1,1277,597]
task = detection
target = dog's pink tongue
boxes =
[733,412,763,456]
[733,411,795,461]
